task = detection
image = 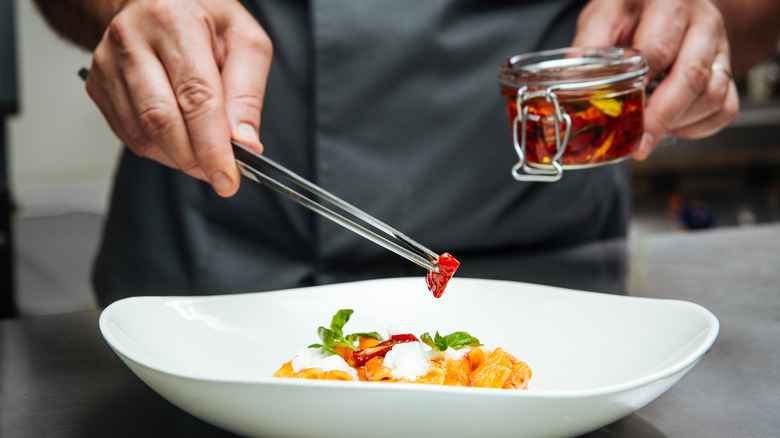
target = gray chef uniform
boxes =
[92,0,630,305]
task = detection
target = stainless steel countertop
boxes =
[624,224,780,437]
[1,224,778,437]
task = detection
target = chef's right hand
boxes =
[85,0,271,197]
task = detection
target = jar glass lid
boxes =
[499,47,648,89]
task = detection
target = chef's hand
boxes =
[85,0,270,197]
[572,0,738,160]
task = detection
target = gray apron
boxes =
[93,0,629,305]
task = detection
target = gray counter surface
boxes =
[2,224,778,437]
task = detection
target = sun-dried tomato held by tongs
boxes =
[233,140,459,298]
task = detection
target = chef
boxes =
[32,0,780,304]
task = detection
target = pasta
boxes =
[273,309,531,390]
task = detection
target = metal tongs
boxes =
[232,141,440,272]
[76,68,439,273]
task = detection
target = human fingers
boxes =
[90,0,231,184]
[633,0,731,159]
[218,4,271,153]
[136,2,239,197]
[629,0,691,78]
[84,64,130,149]
[572,0,643,47]
[669,68,738,140]
[663,51,733,130]
[121,51,211,180]
[86,46,187,174]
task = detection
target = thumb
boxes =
[220,14,272,154]
[633,96,669,161]
[232,122,263,153]
[223,69,267,155]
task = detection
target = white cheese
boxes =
[386,320,415,336]
[291,347,358,379]
[421,345,471,362]
[443,346,472,361]
[383,342,432,380]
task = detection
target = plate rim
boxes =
[99,277,719,398]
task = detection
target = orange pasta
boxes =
[443,357,471,387]
[275,344,531,389]
[334,346,355,366]
[365,357,396,382]
[410,362,446,385]
[297,367,325,380]
[272,359,358,382]
[272,309,532,390]
[504,361,533,390]
[467,348,487,371]
[358,337,382,350]
[471,362,513,389]
[324,370,356,381]
[273,361,295,378]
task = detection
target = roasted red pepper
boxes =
[352,334,419,367]
[426,252,460,299]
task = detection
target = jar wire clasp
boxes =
[511,86,572,182]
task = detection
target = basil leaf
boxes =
[315,325,356,356]
[421,332,437,350]
[331,309,354,339]
[316,326,338,356]
[314,309,381,356]
[421,331,482,352]
[444,331,482,350]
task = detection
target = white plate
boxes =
[99,277,718,438]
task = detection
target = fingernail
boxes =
[210,171,233,195]
[634,132,655,161]
[236,123,258,141]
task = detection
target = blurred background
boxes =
[3,0,119,317]
[632,55,780,234]
[2,0,779,317]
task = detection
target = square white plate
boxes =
[100,277,718,438]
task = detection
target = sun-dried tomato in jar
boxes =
[499,47,648,182]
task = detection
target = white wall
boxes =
[8,0,121,218]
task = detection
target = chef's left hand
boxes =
[572,0,739,160]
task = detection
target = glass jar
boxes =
[499,47,648,182]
